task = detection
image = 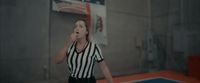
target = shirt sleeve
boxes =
[94,44,104,63]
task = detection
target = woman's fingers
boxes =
[69,32,77,43]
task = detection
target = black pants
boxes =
[68,76,96,83]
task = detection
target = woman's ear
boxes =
[86,31,89,34]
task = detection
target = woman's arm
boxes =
[55,33,77,64]
[99,61,114,83]
[55,39,70,64]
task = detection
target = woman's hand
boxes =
[69,32,77,43]
[64,32,77,46]
[55,32,77,64]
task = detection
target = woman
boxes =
[55,19,114,83]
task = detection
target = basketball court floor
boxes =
[97,70,200,83]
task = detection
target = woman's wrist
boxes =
[64,38,73,46]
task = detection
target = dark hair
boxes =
[75,18,90,41]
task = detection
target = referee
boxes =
[55,19,113,83]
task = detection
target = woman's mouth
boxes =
[76,32,79,34]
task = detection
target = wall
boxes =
[98,0,148,77]
[0,0,50,83]
[0,0,149,82]
[151,0,200,72]
[50,0,149,82]
[1,0,199,83]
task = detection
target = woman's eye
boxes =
[80,26,83,28]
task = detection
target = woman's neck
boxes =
[77,37,87,45]
[76,37,88,52]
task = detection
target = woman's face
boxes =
[74,20,88,39]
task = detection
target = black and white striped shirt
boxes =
[67,41,104,78]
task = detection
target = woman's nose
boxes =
[74,27,79,31]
